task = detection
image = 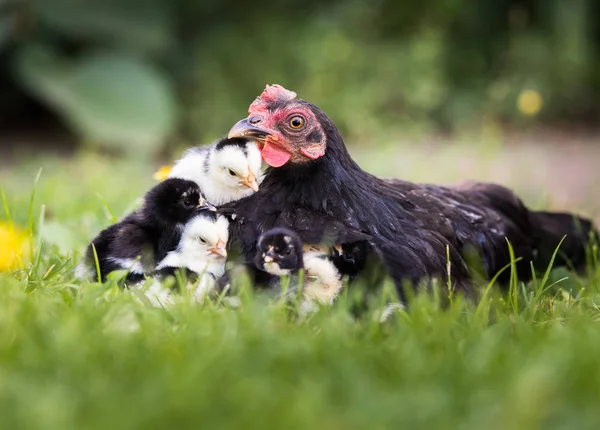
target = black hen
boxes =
[78,178,216,282]
[221,84,598,298]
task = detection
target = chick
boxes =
[77,178,215,283]
[255,228,343,314]
[301,251,344,314]
[330,242,367,280]
[254,227,304,277]
[153,212,229,303]
[168,137,262,206]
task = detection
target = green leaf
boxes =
[67,53,177,151]
[15,45,177,154]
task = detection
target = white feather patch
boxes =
[106,257,145,274]
[263,262,292,277]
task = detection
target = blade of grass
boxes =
[530,261,538,289]
[92,244,102,283]
[42,264,56,280]
[47,257,74,281]
[26,204,46,291]
[1,189,12,227]
[28,168,43,237]
[26,169,43,268]
[505,239,519,314]
[545,277,569,291]
[96,193,118,224]
[474,257,522,321]
[538,236,566,294]
[35,203,46,258]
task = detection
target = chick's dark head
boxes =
[332,241,369,278]
[144,178,216,225]
[227,84,328,168]
[255,227,303,274]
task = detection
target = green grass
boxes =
[1,149,600,430]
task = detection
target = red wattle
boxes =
[261,142,292,168]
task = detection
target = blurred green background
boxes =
[0,0,599,155]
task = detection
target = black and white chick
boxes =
[255,228,344,315]
[168,137,262,206]
[77,178,216,283]
[147,212,230,305]
[254,227,304,277]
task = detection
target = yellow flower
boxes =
[153,165,173,181]
[517,90,543,116]
[0,223,30,271]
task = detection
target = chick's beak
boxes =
[263,246,277,263]
[208,239,227,258]
[239,173,259,192]
[228,118,272,140]
[198,198,217,212]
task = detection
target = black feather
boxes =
[82,178,211,283]
[214,137,251,154]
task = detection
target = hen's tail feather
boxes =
[530,211,598,272]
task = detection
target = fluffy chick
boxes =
[152,212,229,303]
[302,251,344,308]
[77,178,215,283]
[255,228,343,314]
[169,137,262,206]
[254,227,303,277]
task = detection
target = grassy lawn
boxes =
[1,142,600,430]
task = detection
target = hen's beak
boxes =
[239,173,259,192]
[208,239,227,258]
[264,255,274,263]
[228,118,272,140]
[198,198,217,212]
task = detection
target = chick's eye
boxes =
[228,169,237,177]
[198,237,207,244]
[288,115,305,129]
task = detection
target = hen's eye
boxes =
[198,237,207,244]
[228,169,237,177]
[289,115,305,129]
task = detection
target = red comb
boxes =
[249,84,297,112]
[260,84,297,102]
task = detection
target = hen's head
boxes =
[228,85,328,168]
